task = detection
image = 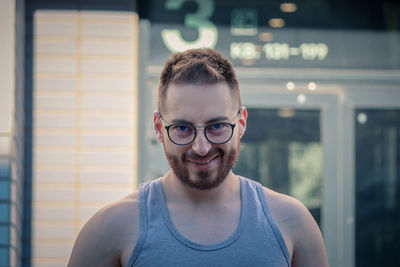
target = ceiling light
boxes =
[269,18,285,28]
[286,82,295,90]
[259,32,274,42]
[280,3,297,13]
[308,82,317,91]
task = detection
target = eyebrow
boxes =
[205,116,230,124]
[169,116,230,125]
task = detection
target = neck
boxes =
[161,170,240,206]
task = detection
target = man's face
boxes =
[155,82,247,190]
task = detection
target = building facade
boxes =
[0,0,399,266]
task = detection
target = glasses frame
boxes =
[159,109,242,146]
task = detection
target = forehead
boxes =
[163,82,236,121]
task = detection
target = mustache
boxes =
[182,148,225,161]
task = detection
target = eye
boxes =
[208,123,228,132]
[170,124,194,136]
[176,125,190,132]
[211,123,224,130]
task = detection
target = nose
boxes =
[191,130,212,156]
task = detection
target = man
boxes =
[68,48,329,266]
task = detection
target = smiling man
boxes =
[68,48,329,267]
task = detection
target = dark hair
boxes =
[158,48,241,112]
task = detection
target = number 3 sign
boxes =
[161,0,218,52]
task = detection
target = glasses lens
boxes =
[168,124,195,145]
[205,123,233,144]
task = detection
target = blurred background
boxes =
[1,0,399,266]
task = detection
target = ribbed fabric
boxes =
[127,177,291,266]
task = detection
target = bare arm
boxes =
[68,193,140,267]
[264,188,329,267]
[290,200,329,267]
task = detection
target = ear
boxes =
[238,106,247,138]
[154,111,164,143]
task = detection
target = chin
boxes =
[185,171,226,190]
[166,146,238,191]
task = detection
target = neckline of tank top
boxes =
[153,176,247,251]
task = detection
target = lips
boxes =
[187,155,218,166]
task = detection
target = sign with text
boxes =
[146,0,400,69]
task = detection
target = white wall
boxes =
[26,4,139,266]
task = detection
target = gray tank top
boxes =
[127,176,291,266]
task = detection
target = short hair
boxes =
[158,48,241,113]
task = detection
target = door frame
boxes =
[342,85,400,267]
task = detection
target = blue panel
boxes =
[0,225,10,245]
[0,248,9,266]
[0,204,10,223]
[0,181,11,201]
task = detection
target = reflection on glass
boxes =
[356,109,400,267]
[297,94,307,104]
[234,109,322,226]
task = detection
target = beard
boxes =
[165,141,240,190]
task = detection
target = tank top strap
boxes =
[126,179,157,266]
[248,178,291,266]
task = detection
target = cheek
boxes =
[229,132,241,148]
[163,141,187,157]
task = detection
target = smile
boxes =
[187,155,218,166]
[194,159,213,165]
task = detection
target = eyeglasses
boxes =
[159,110,241,146]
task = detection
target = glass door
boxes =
[234,108,323,225]
[355,109,400,267]
[341,86,400,267]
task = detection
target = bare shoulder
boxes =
[262,187,312,231]
[261,188,305,253]
[262,187,329,267]
[68,191,140,267]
